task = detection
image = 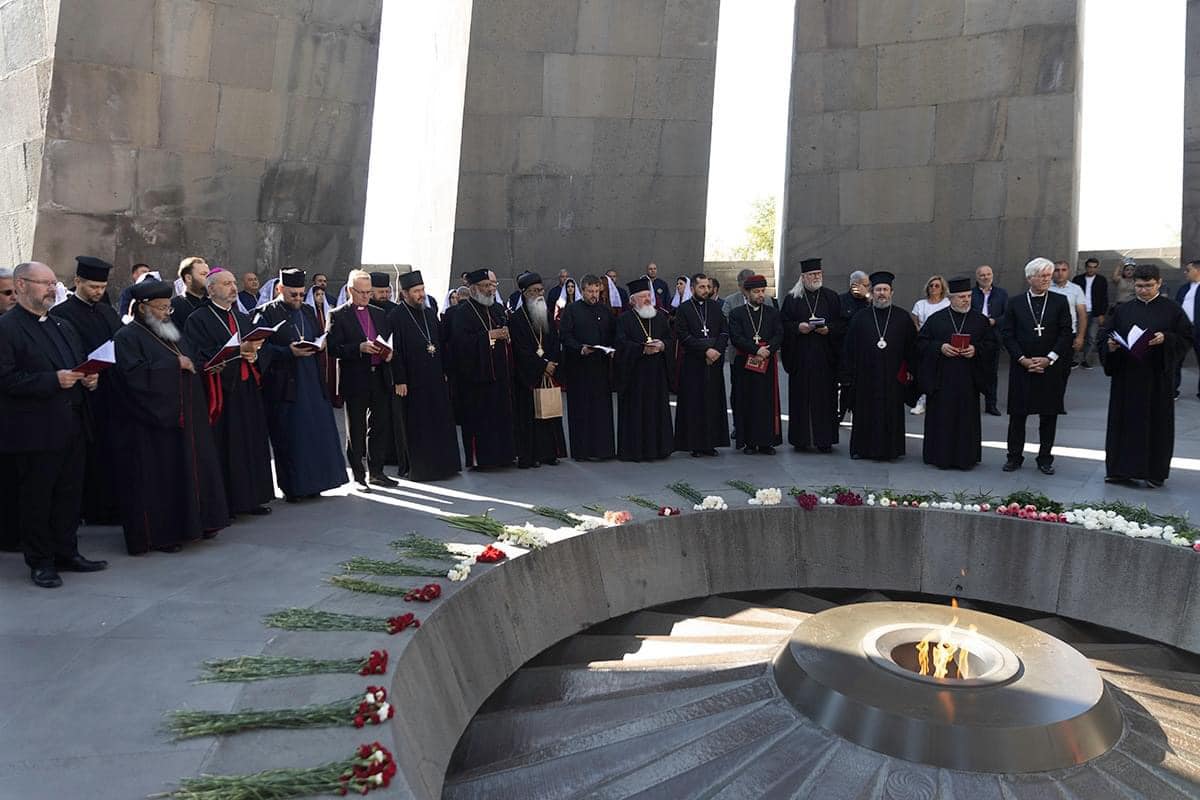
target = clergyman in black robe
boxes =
[841,271,918,461]
[1099,265,1194,486]
[367,271,408,474]
[998,258,1073,474]
[615,278,674,461]
[837,270,871,421]
[916,278,994,470]
[112,280,229,553]
[388,271,461,481]
[509,272,567,468]
[183,270,275,515]
[728,274,783,454]
[558,276,616,461]
[672,274,729,456]
[170,257,210,325]
[780,259,845,452]
[256,269,347,501]
[447,270,516,468]
[48,256,123,524]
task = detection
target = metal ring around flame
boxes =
[862,622,1022,687]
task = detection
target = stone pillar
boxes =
[782,1,1078,303]
[0,0,380,292]
[1184,0,1200,261]
[451,0,719,290]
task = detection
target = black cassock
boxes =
[558,299,616,460]
[447,299,516,468]
[256,300,347,498]
[183,302,275,512]
[780,288,845,449]
[388,302,461,481]
[615,310,674,461]
[728,303,783,448]
[110,322,229,553]
[917,307,994,469]
[672,298,729,452]
[842,306,917,460]
[998,291,1073,416]
[49,294,123,524]
[509,308,568,467]
[1099,296,1194,482]
[369,298,408,473]
[170,293,207,325]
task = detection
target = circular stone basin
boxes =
[773,601,1124,773]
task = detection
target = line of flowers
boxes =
[165,686,393,739]
[196,651,389,683]
[264,608,421,635]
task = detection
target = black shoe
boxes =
[1002,460,1021,472]
[31,567,62,588]
[304,494,320,500]
[1105,475,1130,484]
[517,461,533,469]
[368,474,397,487]
[1146,479,1163,488]
[691,451,702,458]
[202,529,220,540]
[759,446,776,455]
[985,406,1001,416]
[157,544,183,553]
[703,449,718,456]
[1037,463,1055,475]
[1070,361,1080,369]
[247,505,272,515]
[54,554,108,572]
[1175,390,1181,400]
[1080,361,1093,370]
[817,446,832,453]
[544,458,558,466]
[743,446,756,455]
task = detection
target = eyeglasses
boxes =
[144,302,174,314]
[19,277,56,288]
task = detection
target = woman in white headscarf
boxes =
[668,274,692,313]
[553,277,577,324]
[257,276,279,307]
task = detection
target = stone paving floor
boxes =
[0,360,1197,798]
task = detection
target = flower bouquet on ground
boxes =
[726,479,759,497]
[389,533,460,561]
[747,487,782,506]
[623,495,661,511]
[476,544,507,563]
[667,482,704,505]
[265,609,420,635]
[153,741,397,799]
[531,505,582,526]
[497,522,551,548]
[694,495,728,511]
[445,511,506,538]
[657,506,682,516]
[197,651,388,683]
[339,556,447,578]
[165,687,394,739]
[794,492,818,511]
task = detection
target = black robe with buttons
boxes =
[558,299,616,459]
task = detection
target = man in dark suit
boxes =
[970,264,1009,415]
[0,262,108,587]
[1175,259,1200,399]
[1071,257,1108,369]
[327,269,397,489]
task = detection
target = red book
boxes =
[951,333,972,350]
[204,332,242,370]
[74,340,116,375]
[373,334,393,360]
[241,320,285,344]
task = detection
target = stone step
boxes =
[588,610,799,638]
[527,633,783,668]
[1095,746,1200,800]
[478,662,769,713]
[1078,642,1200,673]
[452,675,763,774]
[757,590,838,615]
[653,596,808,628]
[708,721,840,800]
[444,686,776,798]
[1023,616,1111,644]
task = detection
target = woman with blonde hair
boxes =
[909,274,949,415]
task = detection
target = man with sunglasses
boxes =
[0,267,14,315]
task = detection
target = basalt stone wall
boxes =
[1,0,380,292]
[1184,0,1200,261]
[782,1,1079,309]
[450,0,720,290]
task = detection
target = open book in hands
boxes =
[1110,325,1152,360]
[292,332,328,353]
[373,334,393,360]
[74,340,116,375]
[241,319,285,344]
[205,331,242,370]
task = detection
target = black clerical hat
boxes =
[627,277,651,295]
[518,271,543,291]
[947,276,971,294]
[799,258,822,273]
[743,274,768,290]
[869,270,895,287]
[370,272,390,288]
[466,268,490,284]
[75,256,113,282]
[279,268,306,288]
[130,279,173,302]
[399,270,423,290]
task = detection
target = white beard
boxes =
[873,299,892,310]
[470,289,494,307]
[146,315,181,342]
[634,304,657,320]
[790,277,822,297]
[527,296,549,333]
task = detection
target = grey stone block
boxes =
[796,507,923,591]
[307,0,383,34]
[214,86,284,159]
[511,227,594,269]
[591,118,663,176]
[933,163,974,221]
[590,174,655,228]
[46,62,160,147]
[933,98,1005,164]
[648,227,704,275]
[465,50,544,116]
[632,56,715,121]
[507,173,593,230]
[793,0,858,50]
[839,166,935,225]
[135,149,259,221]
[932,217,1001,272]
[517,116,596,175]
[257,160,319,222]
[41,139,135,214]
[661,0,718,60]
[455,173,509,229]
[0,66,42,145]
[858,106,935,169]
[459,114,521,175]
[786,171,841,227]
[790,49,877,114]
[0,143,31,210]
[159,76,220,153]
[283,25,379,104]
[876,31,1023,108]
[29,210,117,270]
[55,0,154,71]
[1003,93,1074,160]
[1004,158,1073,218]
[153,0,214,81]
[311,162,369,226]
[963,0,1077,36]
[469,0,579,53]
[971,161,1007,218]
[280,96,372,163]
[658,119,710,176]
[697,509,805,595]
[577,0,666,56]
[1,0,48,72]
[645,175,707,231]
[451,228,513,273]
[208,4,278,90]
[857,0,965,46]
[789,111,859,174]
[544,53,637,118]
[1017,24,1076,96]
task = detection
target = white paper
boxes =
[298,332,328,349]
[375,333,393,351]
[87,339,116,364]
[591,345,615,354]
[1111,324,1146,351]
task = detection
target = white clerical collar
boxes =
[1029,290,1047,298]
[1136,295,1158,305]
[212,301,232,312]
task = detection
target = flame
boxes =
[916,612,977,679]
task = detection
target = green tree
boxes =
[733,196,777,261]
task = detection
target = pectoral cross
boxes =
[700,323,709,337]
[1034,323,1045,337]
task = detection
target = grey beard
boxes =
[634,304,657,320]
[146,315,181,342]
[527,297,549,333]
[872,299,892,309]
[789,278,822,298]
[470,289,494,307]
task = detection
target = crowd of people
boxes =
[0,253,1196,589]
